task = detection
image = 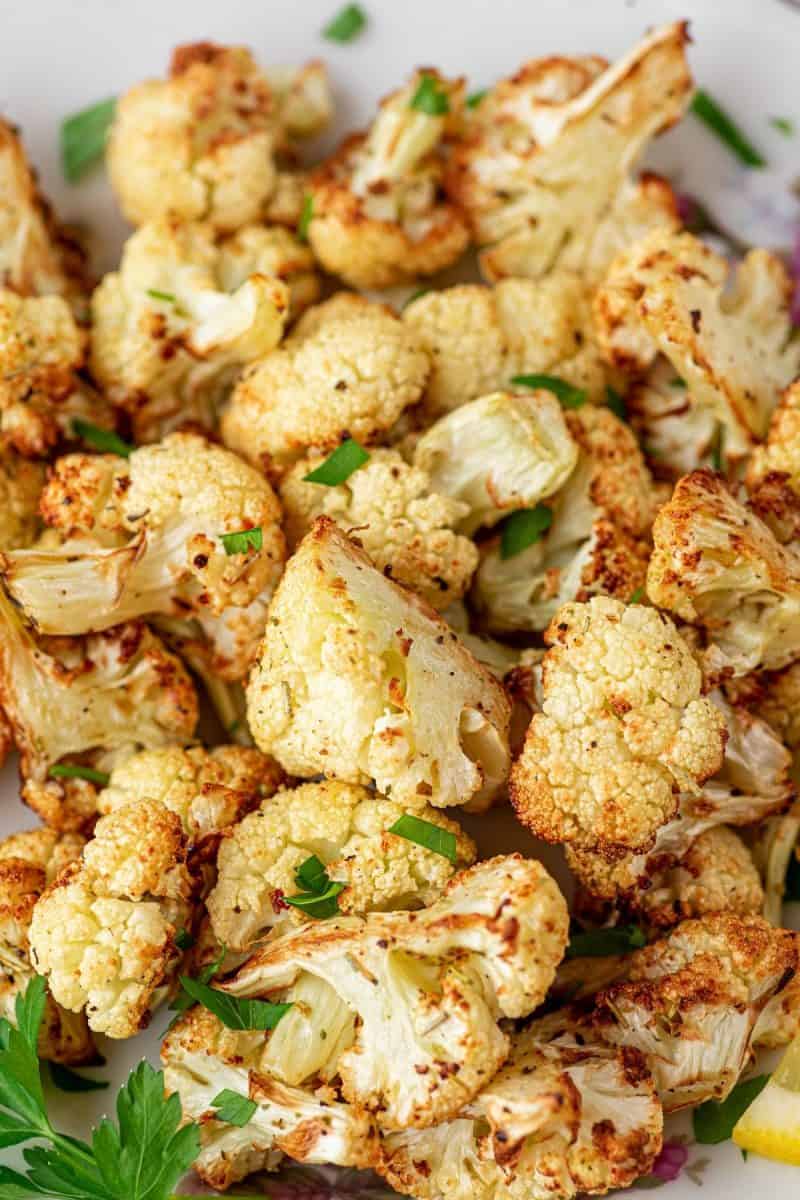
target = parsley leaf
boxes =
[211,1088,257,1127]
[174,927,193,952]
[389,814,457,863]
[48,764,110,786]
[669,376,687,388]
[511,374,587,409]
[72,419,133,458]
[769,116,795,137]
[303,439,369,486]
[178,976,292,1031]
[145,288,177,304]
[323,3,367,42]
[295,855,329,894]
[169,942,227,1025]
[499,505,553,560]
[285,855,345,918]
[710,423,726,473]
[693,1075,770,1144]
[220,527,263,556]
[690,89,766,168]
[605,386,627,421]
[466,89,487,109]
[48,1063,108,1093]
[410,75,450,116]
[628,586,645,605]
[297,194,314,242]
[565,925,647,958]
[61,97,116,182]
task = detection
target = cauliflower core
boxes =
[246,518,511,811]
[207,778,476,951]
[510,596,728,855]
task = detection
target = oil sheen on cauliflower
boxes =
[510,596,728,855]
[221,855,569,1131]
[2,432,285,635]
[403,274,607,421]
[445,23,690,283]
[222,293,431,472]
[29,800,197,1038]
[280,446,478,609]
[308,69,469,289]
[246,517,511,811]
[206,778,476,951]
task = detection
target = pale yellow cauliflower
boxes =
[647,469,800,676]
[510,596,728,855]
[446,23,690,282]
[216,223,320,319]
[222,293,430,472]
[308,69,469,289]
[0,449,43,549]
[246,518,511,811]
[29,800,197,1038]
[2,432,285,635]
[280,446,478,609]
[403,274,607,421]
[206,779,476,951]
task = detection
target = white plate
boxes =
[1,0,800,1195]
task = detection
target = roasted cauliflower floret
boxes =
[747,380,800,502]
[472,405,657,634]
[647,469,800,676]
[206,779,476,951]
[2,432,286,635]
[216,223,320,320]
[403,274,607,421]
[381,1013,662,1200]
[0,449,43,549]
[97,745,284,843]
[0,288,112,457]
[593,914,797,1110]
[107,42,329,232]
[246,518,511,811]
[413,390,578,535]
[595,230,800,467]
[222,293,430,473]
[29,800,197,1038]
[280,446,478,609]
[0,118,88,302]
[264,59,333,143]
[446,23,689,283]
[307,69,469,289]
[223,855,569,1131]
[510,596,728,855]
[748,661,800,749]
[89,221,290,442]
[162,1003,379,1189]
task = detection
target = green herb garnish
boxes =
[323,3,367,42]
[72,418,133,458]
[669,377,687,388]
[285,855,346,919]
[628,586,645,605]
[61,97,116,182]
[297,194,314,242]
[48,764,110,786]
[565,925,647,958]
[169,942,227,1025]
[295,854,330,894]
[389,814,458,863]
[48,1062,109,1093]
[511,374,587,409]
[693,1075,770,1144]
[303,439,369,486]
[605,386,627,421]
[146,288,177,304]
[690,89,766,167]
[220,527,263,556]
[499,505,553,560]
[175,928,194,952]
[410,75,450,116]
[769,116,794,137]
[710,423,726,473]
[211,1088,258,1127]
[402,287,430,309]
[179,976,292,1031]
[466,89,487,109]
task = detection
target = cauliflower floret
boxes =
[412,391,578,535]
[748,661,800,749]
[510,596,728,855]
[247,518,511,811]
[107,42,330,232]
[216,224,320,320]
[307,69,469,289]
[97,745,283,842]
[647,469,800,676]
[264,60,333,143]
[446,23,690,283]
[0,449,43,549]
[29,800,196,1038]
[594,230,800,467]
[89,221,290,443]
[222,855,569,1130]
[206,779,476,951]
[280,446,478,609]
[746,803,800,928]
[624,358,722,480]
[381,1013,662,1200]
[593,913,797,1110]
[2,432,286,635]
[748,380,800,500]
[472,405,657,634]
[0,118,88,303]
[222,293,430,473]
[403,274,607,421]
[0,288,113,457]
[162,1003,379,1189]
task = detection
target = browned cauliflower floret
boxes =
[2,433,285,635]
[280,446,478,609]
[472,405,657,634]
[107,42,330,232]
[0,449,43,549]
[445,23,690,283]
[216,223,320,320]
[308,69,469,289]
[510,596,728,855]
[222,293,430,473]
[747,381,800,531]
[206,778,476,952]
[595,230,800,470]
[593,914,797,1110]
[748,661,800,749]
[29,800,197,1038]
[246,518,511,812]
[403,275,607,421]
[647,469,800,676]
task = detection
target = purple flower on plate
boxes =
[651,1139,691,1182]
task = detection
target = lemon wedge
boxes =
[733,1034,800,1164]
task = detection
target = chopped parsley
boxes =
[303,438,369,486]
[499,505,553,560]
[61,97,116,182]
[410,74,450,116]
[690,89,766,168]
[323,3,367,42]
[389,814,458,863]
[511,374,587,409]
[220,527,263,556]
